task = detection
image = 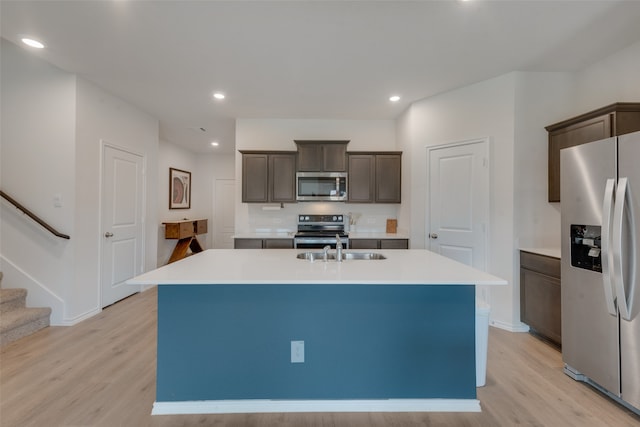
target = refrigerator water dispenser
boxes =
[570,224,602,272]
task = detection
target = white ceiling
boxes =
[3,1,640,154]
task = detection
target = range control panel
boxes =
[298,214,344,224]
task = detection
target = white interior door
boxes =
[101,143,144,307]
[213,179,235,249]
[427,139,489,273]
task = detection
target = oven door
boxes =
[294,237,349,249]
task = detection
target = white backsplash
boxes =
[245,203,399,234]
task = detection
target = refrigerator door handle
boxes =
[613,177,636,321]
[602,178,617,315]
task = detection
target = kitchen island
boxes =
[127,249,506,415]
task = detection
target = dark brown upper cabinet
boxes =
[348,152,402,203]
[240,151,297,203]
[295,140,348,172]
[546,103,640,202]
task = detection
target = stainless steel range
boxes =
[294,214,349,249]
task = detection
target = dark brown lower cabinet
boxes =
[234,238,293,249]
[350,238,409,249]
[264,239,294,249]
[520,251,561,347]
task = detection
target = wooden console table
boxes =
[163,219,207,264]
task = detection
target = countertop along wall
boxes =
[234,119,404,236]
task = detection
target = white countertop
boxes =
[128,249,507,286]
[348,231,409,239]
[233,232,295,239]
[520,247,561,259]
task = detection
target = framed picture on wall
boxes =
[169,167,191,209]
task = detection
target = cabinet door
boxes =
[242,154,269,202]
[349,239,379,249]
[548,114,611,202]
[234,239,264,249]
[264,239,294,249]
[297,143,322,171]
[348,154,375,203]
[375,154,401,203]
[380,239,408,249]
[520,268,562,345]
[323,143,347,171]
[269,153,296,202]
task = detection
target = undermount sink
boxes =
[296,252,387,261]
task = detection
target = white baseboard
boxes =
[490,319,530,333]
[1,255,65,325]
[152,399,481,415]
[61,307,102,326]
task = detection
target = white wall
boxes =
[1,39,160,325]
[157,139,202,265]
[573,39,640,113]
[396,37,640,330]
[513,72,576,252]
[235,119,400,233]
[197,152,235,249]
[397,74,520,329]
[157,140,235,263]
[3,34,639,328]
[74,78,159,321]
[234,119,400,234]
[1,39,76,325]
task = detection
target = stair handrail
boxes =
[0,190,70,239]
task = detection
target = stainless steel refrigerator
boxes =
[561,130,640,414]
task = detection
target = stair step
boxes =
[0,306,52,346]
[0,288,28,313]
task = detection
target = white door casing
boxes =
[426,138,490,275]
[101,143,144,307]
[213,179,235,249]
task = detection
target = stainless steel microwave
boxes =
[296,172,347,202]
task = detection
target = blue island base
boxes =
[155,284,478,414]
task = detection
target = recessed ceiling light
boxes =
[21,38,45,49]
[389,95,401,102]
[211,141,219,147]
[213,92,225,100]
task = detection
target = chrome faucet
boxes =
[323,245,331,262]
[335,234,343,262]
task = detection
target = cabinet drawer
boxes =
[195,219,208,235]
[234,239,263,249]
[165,222,194,239]
[349,239,379,249]
[264,239,294,249]
[520,251,560,278]
[380,239,409,249]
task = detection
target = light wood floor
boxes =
[1,287,639,427]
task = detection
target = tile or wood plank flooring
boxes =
[1,287,638,427]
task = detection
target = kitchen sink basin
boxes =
[296,252,386,261]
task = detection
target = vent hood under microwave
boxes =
[296,172,347,202]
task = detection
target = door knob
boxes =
[104,232,114,238]
[429,233,438,239]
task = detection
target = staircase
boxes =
[0,272,52,346]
